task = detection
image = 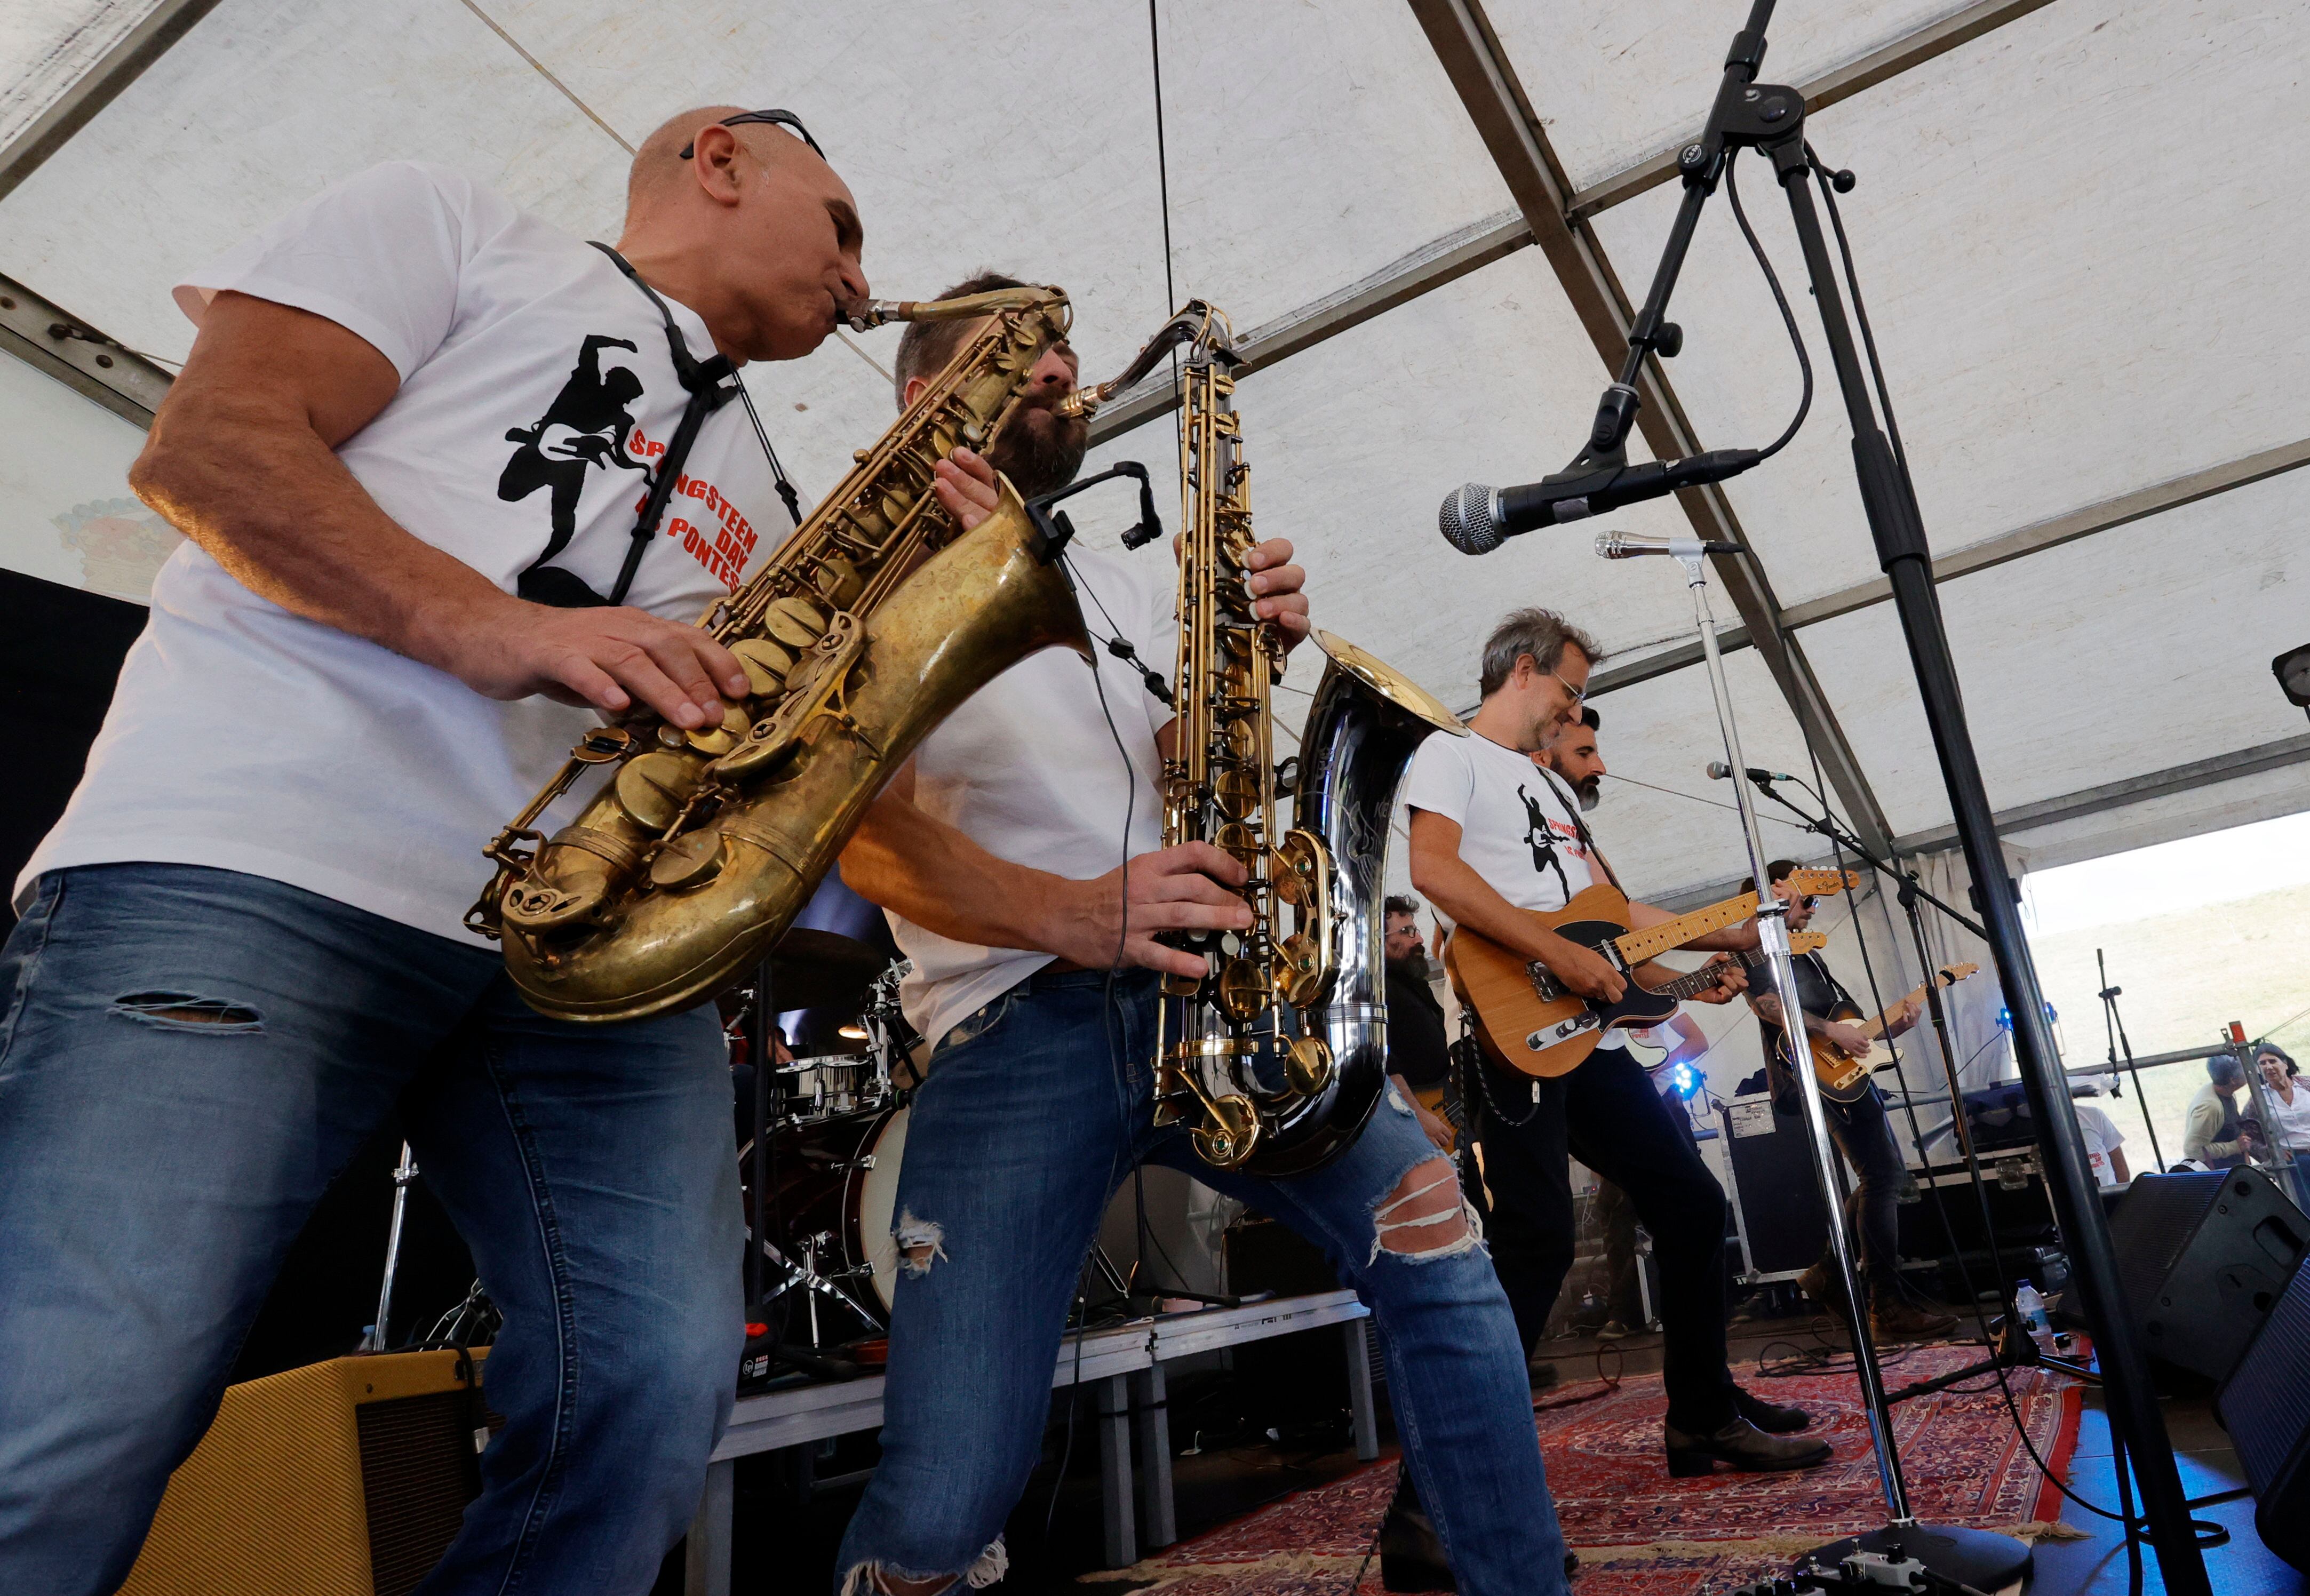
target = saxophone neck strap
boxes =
[579,243,806,608]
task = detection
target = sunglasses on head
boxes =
[679,109,825,162]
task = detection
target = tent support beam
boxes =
[1085,210,1529,446]
[0,0,225,204]
[1091,0,2053,449]
[1565,0,2058,221]
[1588,435,2310,696]
[1650,732,2310,911]
[0,272,171,425]
[1407,0,1894,856]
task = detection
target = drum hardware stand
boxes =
[2096,949,2164,1169]
[360,1143,420,1353]
[1582,5,2208,1584]
[745,954,775,1324]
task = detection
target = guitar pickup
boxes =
[1525,1012,1599,1050]
[1524,961,1565,1002]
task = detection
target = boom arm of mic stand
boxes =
[1748,778,1987,941]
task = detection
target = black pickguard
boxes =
[1551,919,1683,1035]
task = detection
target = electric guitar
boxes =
[1445,869,1854,1079]
[1775,963,1980,1104]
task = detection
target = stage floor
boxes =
[651,1309,2305,1595]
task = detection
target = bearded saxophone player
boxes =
[827,282,1573,1596]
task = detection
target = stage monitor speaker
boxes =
[2216,1236,2310,1572]
[1720,1098,1831,1276]
[120,1348,489,1596]
[2108,1169,2307,1384]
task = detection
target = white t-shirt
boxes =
[1403,731,1597,913]
[2075,1102,2128,1188]
[19,162,776,941]
[2259,1078,2310,1151]
[889,545,1177,1046]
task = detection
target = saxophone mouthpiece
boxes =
[843,299,906,332]
[1055,388,1101,421]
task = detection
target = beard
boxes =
[984,403,1089,500]
[1573,774,1601,812]
[1388,946,1432,980]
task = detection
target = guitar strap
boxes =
[1547,765,1625,897]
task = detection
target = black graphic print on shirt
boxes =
[499,334,654,600]
[1518,783,1574,899]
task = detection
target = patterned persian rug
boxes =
[1084,1345,2086,1596]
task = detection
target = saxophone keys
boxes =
[1276,932,1328,1009]
[764,596,827,648]
[1191,1095,1260,1171]
[614,752,700,832]
[684,702,752,756]
[1218,955,1268,1023]
[1284,1034,1335,1096]
[812,556,865,609]
[571,725,633,763]
[647,831,724,892]
[730,637,794,697]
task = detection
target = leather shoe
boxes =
[1871,1297,1958,1340]
[1663,1416,1833,1477]
[1378,1469,1580,1590]
[1797,1260,1847,1310]
[1733,1384,1812,1433]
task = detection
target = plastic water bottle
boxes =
[2014,1281,2054,1353]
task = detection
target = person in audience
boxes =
[2069,1083,2132,1190]
[2182,1055,2261,1169]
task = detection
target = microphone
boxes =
[1438,448,1761,554]
[1706,761,1793,783]
[1594,530,1744,560]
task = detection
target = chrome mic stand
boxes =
[360,1143,419,1353]
[1629,534,1921,1543]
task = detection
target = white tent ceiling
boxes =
[2,0,2304,906]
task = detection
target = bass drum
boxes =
[756,1104,911,1322]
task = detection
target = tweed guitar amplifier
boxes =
[120,1348,489,1596]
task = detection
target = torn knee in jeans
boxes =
[894,1210,946,1276]
[111,992,263,1033]
[840,1537,1008,1595]
[1370,1156,1483,1264]
[1385,1080,1414,1115]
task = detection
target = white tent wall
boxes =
[0,347,168,599]
[0,0,2300,897]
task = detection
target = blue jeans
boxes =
[837,968,1567,1596]
[0,865,742,1595]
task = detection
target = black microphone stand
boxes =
[1747,776,2100,1399]
[1593,5,2209,1590]
[2098,948,2166,1170]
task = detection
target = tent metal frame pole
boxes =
[1407,0,1894,858]
[0,0,225,204]
[1588,435,2310,696]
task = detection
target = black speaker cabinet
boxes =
[2216,1239,2310,1572]
[1721,1098,1831,1276]
[2109,1169,2307,1384]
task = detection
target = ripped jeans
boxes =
[0,865,742,1596]
[837,967,1566,1596]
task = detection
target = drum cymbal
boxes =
[754,928,889,1013]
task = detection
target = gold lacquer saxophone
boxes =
[472,285,1092,1022]
[1072,303,1465,1174]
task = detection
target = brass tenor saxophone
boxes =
[1069,304,1465,1174]
[472,285,1090,1021]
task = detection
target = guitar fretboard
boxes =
[1612,892,1759,965]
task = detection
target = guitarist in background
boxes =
[1384,895,1458,1152]
[1745,861,1957,1339]
[1407,609,1829,1477]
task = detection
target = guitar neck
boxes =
[1611,892,1759,965]
[1859,972,1955,1040]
